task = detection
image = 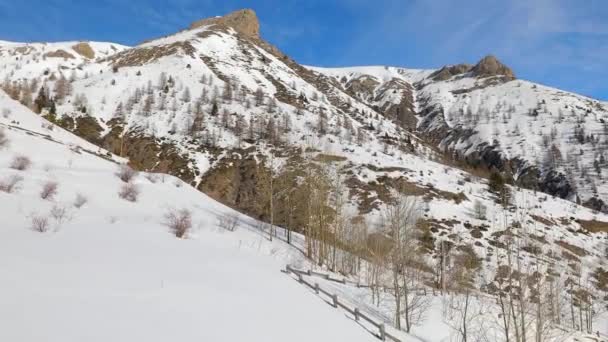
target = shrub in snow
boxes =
[218,213,239,232]
[145,173,159,183]
[116,164,138,183]
[1,108,11,118]
[0,174,23,193]
[10,155,32,171]
[40,181,59,200]
[0,128,8,149]
[73,193,88,208]
[163,208,192,238]
[30,214,50,232]
[50,204,70,225]
[118,183,139,202]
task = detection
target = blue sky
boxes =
[1,0,607,100]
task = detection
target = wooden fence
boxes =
[285,265,402,342]
[288,266,437,296]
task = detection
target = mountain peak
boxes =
[470,55,515,80]
[189,9,260,38]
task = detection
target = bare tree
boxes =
[383,194,430,332]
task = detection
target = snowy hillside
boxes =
[0,91,384,342]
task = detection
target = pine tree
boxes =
[266,118,277,144]
[181,87,191,103]
[222,80,233,103]
[33,86,50,113]
[254,87,264,107]
[221,109,230,128]
[114,102,124,120]
[234,115,246,147]
[210,101,219,117]
[318,110,328,134]
[267,97,277,113]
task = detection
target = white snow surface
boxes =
[0,93,379,342]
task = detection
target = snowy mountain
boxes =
[1,8,608,341]
[312,57,608,212]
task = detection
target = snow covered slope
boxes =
[0,91,381,342]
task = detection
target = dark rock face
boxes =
[539,170,575,199]
[583,197,608,213]
[470,55,515,80]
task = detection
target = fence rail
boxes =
[285,265,402,342]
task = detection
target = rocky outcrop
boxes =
[373,78,417,131]
[429,64,472,81]
[345,75,380,100]
[470,55,515,80]
[190,9,260,38]
[71,42,95,59]
[101,122,196,183]
[43,49,75,59]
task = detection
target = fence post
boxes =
[298,273,303,283]
[354,308,360,322]
[314,283,319,294]
[332,294,338,308]
[307,269,312,276]
[379,323,386,341]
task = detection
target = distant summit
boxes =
[429,55,515,81]
[189,9,260,38]
[470,55,515,80]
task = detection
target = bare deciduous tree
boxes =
[382,194,430,332]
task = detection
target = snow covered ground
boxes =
[0,94,381,342]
